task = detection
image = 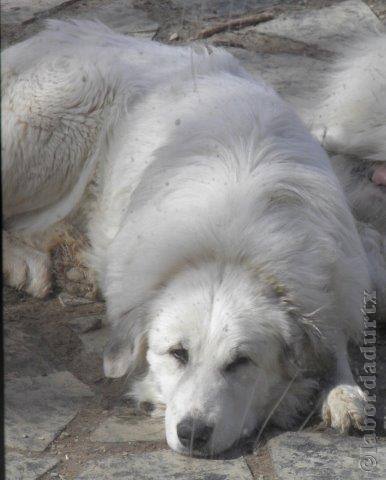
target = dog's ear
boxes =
[261,277,326,368]
[279,297,330,377]
[103,305,149,378]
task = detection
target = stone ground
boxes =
[2,0,386,479]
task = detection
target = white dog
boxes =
[2,21,385,456]
[308,34,386,316]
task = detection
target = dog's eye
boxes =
[224,356,250,373]
[169,347,189,365]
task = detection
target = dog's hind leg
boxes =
[2,32,114,298]
[3,230,51,298]
[3,222,99,299]
[50,222,99,300]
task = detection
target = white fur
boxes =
[308,33,386,315]
[2,21,382,455]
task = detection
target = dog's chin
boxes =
[172,444,213,458]
[166,429,243,457]
[168,441,234,458]
[165,415,258,457]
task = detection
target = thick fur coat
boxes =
[2,21,385,455]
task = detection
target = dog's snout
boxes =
[177,417,213,450]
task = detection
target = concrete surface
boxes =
[6,452,59,480]
[5,372,93,452]
[91,415,165,443]
[77,451,254,480]
[2,1,386,479]
[269,432,386,479]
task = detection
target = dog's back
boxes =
[309,33,386,316]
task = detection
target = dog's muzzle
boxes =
[177,416,214,450]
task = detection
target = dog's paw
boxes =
[135,400,166,418]
[51,226,99,300]
[322,384,366,433]
[25,252,51,298]
[62,265,99,299]
[3,233,51,298]
[149,403,166,418]
[129,374,166,418]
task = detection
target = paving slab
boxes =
[4,322,58,378]
[72,0,159,38]
[5,371,93,452]
[79,327,108,355]
[252,0,382,50]
[269,431,386,480]
[171,0,277,20]
[69,314,103,334]
[91,414,165,443]
[77,450,253,480]
[6,451,59,480]
[230,48,329,100]
[1,0,75,25]
[58,293,95,307]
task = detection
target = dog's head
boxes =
[104,261,321,456]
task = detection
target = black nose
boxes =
[177,417,213,450]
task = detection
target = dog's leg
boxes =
[3,34,114,299]
[130,372,166,418]
[3,231,51,298]
[322,344,366,432]
[50,223,99,300]
[3,223,98,299]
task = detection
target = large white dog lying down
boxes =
[3,21,386,456]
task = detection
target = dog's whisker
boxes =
[298,402,319,432]
[209,438,215,459]
[236,373,260,442]
[303,306,325,318]
[254,372,299,449]
[189,418,196,457]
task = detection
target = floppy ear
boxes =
[259,274,328,375]
[261,276,325,360]
[103,304,149,378]
[279,297,332,377]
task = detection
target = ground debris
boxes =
[193,11,275,39]
[58,293,95,307]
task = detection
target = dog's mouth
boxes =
[173,424,256,458]
[176,440,237,458]
[177,445,214,458]
[175,431,255,458]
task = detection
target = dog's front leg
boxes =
[130,371,166,418]
[322,343,366,432]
